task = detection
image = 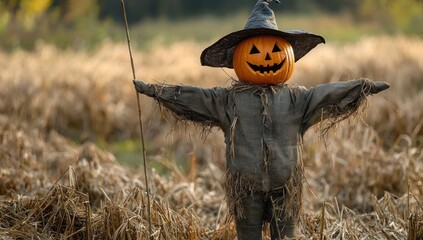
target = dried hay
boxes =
[1,111,423,239]
[303,122,423,213]
[300,193,418,239]
[0,115,229,239]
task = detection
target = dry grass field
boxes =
[1,36,423,239]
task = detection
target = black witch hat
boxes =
[200,0,325,68]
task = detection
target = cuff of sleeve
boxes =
[370,81,390,94]
[133,80,156,96]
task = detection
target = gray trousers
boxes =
[235,191,295,240]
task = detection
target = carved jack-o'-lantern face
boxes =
[233,35,295,85]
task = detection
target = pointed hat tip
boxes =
[265,0,281,3]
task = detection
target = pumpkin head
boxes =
[233,35,295,85]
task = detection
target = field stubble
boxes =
[0,36,423,239]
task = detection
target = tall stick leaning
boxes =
[120,0,153,238]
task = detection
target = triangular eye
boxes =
[250,44,260,54]
[272,43,281,53]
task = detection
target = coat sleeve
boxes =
[300,79,389,132]
[133,80,228,127]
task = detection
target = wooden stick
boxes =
[320,201,326,240]
[120,0,153,238]
[120,0,136,80]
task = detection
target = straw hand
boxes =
[370,81,390,94]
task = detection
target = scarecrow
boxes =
[133,0,389,239]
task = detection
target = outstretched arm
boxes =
[301,79,389,132]
[133,80,228,127]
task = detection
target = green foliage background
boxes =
[0,0,422,50]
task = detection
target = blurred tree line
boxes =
[0,0,422,49]
[2,0,422,23]
[97,0,357,22]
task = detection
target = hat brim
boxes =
[200,28,325,68]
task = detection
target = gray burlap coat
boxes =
[133,79,388,219]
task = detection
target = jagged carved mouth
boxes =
[247,59,285,74]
